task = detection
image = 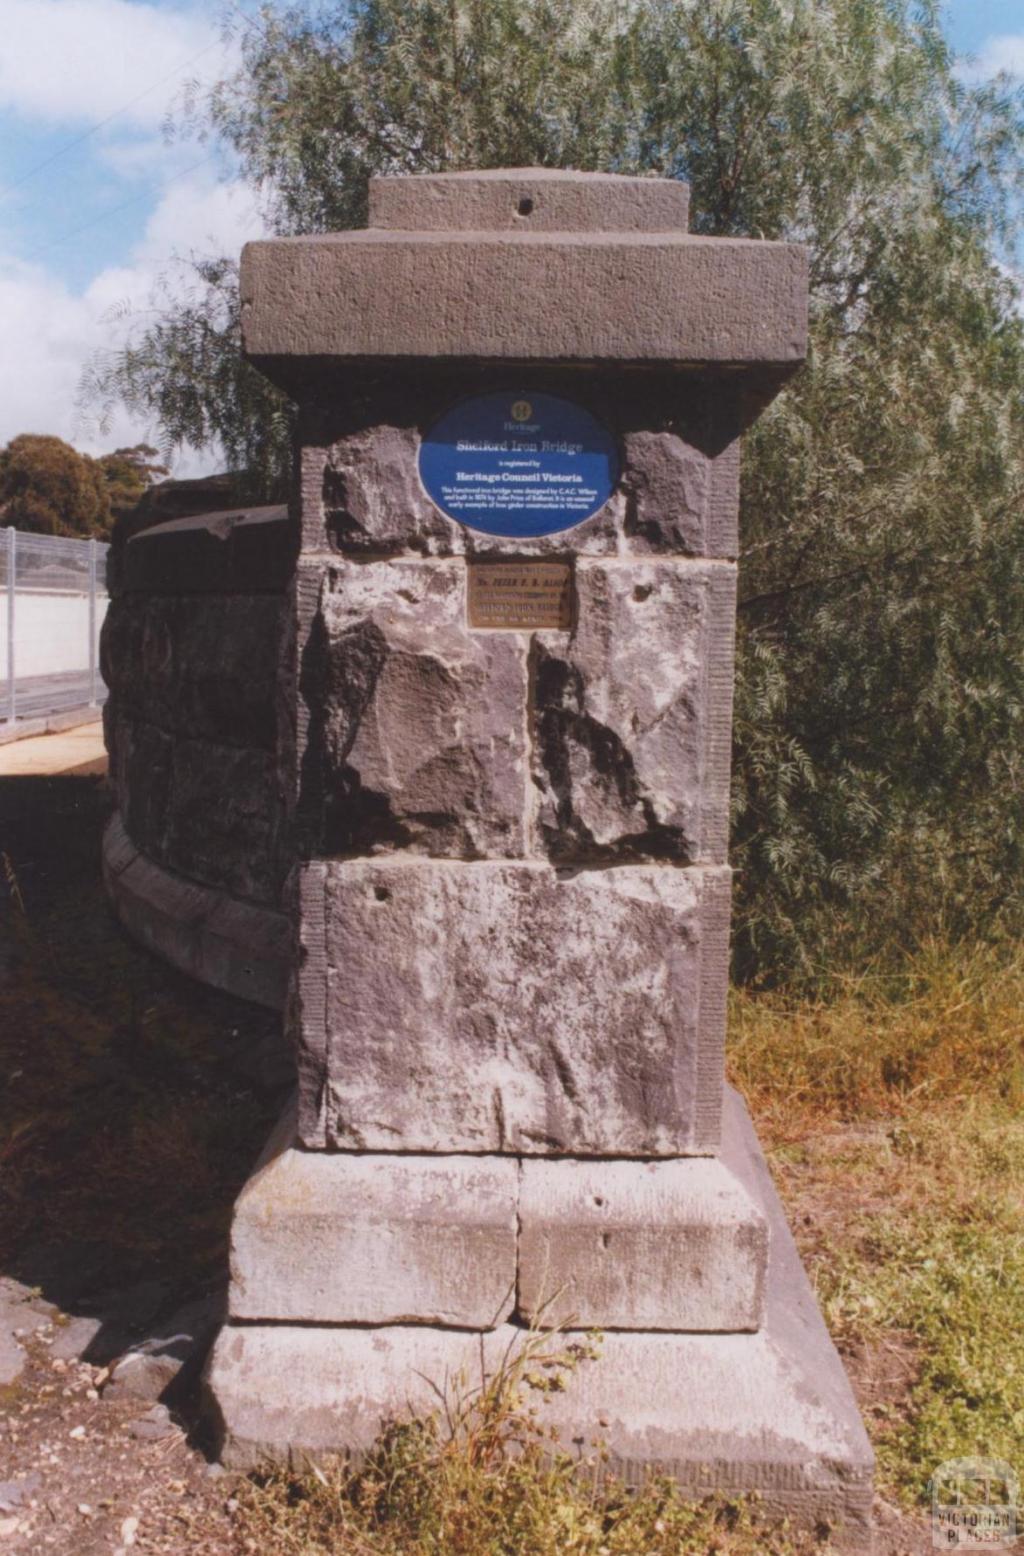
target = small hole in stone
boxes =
[593,1195,605,1207]
[517,196,534,217]
[374,886,390,903]
[633,584,653,603]
[600,1232,612,1250]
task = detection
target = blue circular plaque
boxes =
[419,391,618,538]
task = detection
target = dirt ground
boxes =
[0,772,287,1554]
[0,772,951,1555]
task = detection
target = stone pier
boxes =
[203,169,874,1547]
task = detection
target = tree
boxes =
[0,434,112,538]
[85,0,1024,980]
[97,443,169,522]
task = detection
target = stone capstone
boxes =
[517,1157,767,1332]
[368,168,691,235]
[241,228,808,377]
[294,857,731,1155]
[230,1141,517,1329]
[299,561,527,859]
[532,560,736,864]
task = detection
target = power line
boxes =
[24,153,221,260]
[0,36,223,201]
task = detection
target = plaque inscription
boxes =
[467,561,573,631]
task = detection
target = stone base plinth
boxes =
[204,1093,873,1548]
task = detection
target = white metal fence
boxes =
[0,527,109,727]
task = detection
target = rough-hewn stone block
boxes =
[231,1140,516,1328]
[295,858,730,1155]
[102,594,283,750]
[164,738,285,906]
[621,432,708,553]
[323,426,454,556]
[300,560,527,858]
[517,1157,767,1332]
[532,561,736,864]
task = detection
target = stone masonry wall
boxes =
[101,506,295,912]
[286,372,742,1154]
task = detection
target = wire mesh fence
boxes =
[0,527,110,726]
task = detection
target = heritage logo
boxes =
[931,1458,1018,1549]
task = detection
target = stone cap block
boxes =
[369,168,691,233]
[123,505,294,597]
[241,230,808,379]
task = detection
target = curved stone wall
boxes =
[101,504,295,1008]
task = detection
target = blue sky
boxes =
[0,0,1021,471]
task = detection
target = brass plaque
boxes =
[467,560,573,631]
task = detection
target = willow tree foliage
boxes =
[85,0,1024,979]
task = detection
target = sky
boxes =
[0,1,1022,477]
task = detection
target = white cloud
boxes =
[963,33,1024,81]
[0,170,266,474]
[0,0,225,128]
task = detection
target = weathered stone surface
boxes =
[300,561,527,858]
[49,1316,104,1362]
[164,737,285,904]
[230,1134,516,1328]
[241,230,808,377]
[111,719,286,906]
[206,1094,873,1551]
[369,168,691,234]
[112,717,174,856]
[532,561,736,864]
[323,426,454,555]
[297,858,730,1154]
[518,1157,767,1332]
[102,594,284,750]
[103,812,290,1010]
[621,432,709,554]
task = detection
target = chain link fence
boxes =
[0,527,109,727]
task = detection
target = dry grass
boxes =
[730,941,1024,1509]
[729,936,1024,1137]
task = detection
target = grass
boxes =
[731,940,1024,1509]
